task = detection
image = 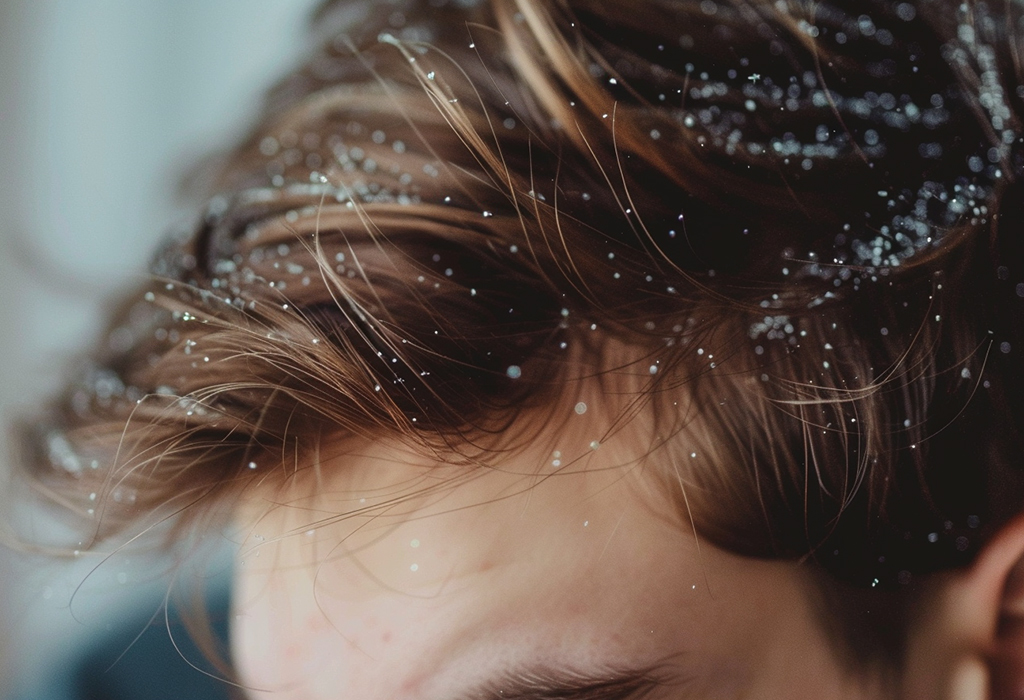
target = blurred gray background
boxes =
[0,1,320,694]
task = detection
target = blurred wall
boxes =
[0,1,320,693]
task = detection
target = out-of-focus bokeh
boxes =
[0,1,320,695]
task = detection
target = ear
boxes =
[903,513,1024,700]
[984,514,1024,700]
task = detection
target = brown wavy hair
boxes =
[14,0,1024,672]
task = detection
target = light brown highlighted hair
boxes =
[14,0,1024,673]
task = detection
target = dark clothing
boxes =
[13,588,233,700]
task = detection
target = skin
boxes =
[231,423,887,700]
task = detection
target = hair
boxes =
[12,0,1024,680]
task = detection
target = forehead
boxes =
[234,437,682,680]
[229,433,840,700]
[232,438,679,687]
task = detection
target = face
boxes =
[231,430,884,700]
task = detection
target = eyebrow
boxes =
[455,664,673,700]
